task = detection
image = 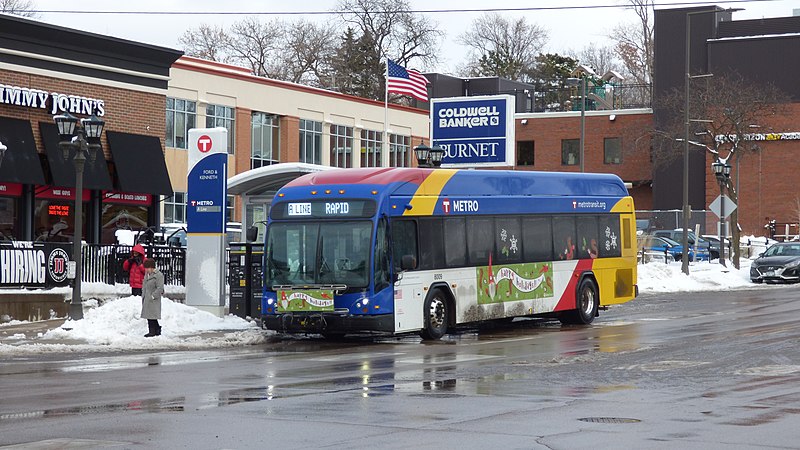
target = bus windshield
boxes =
[265,221,373,288]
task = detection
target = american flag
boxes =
[387,59,429,102]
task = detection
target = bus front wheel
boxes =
[559,278,598,325]
[420,288,449,340]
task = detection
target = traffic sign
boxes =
[709,195,737,219]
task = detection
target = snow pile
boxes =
[638,258,754,293]
[0,297,267,354]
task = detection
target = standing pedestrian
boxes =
[123,244,146,296]
[141,258,164,337]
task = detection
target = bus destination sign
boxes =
[274,200,376,219]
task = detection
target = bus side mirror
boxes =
[400,255,417,271]
[246,226,258,242]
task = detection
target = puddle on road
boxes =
[0,397,185,421]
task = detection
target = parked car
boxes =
[652,229,716,259]
[638,235,710,262]
[702,235,731,259]
[749,242,800,283]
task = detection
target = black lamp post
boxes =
[712,159,732,267]
[414,142,444,168]
[54,111,105,320]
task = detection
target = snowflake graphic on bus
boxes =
[476,254,553,304]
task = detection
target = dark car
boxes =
[750,243,800,283]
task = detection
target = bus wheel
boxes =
[421,288,449,340]
[559,278,598,325]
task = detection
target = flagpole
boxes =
[383,59,390,168]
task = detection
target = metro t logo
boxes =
[197,135,213,153]
[572,201,577,209]
[442,198,451,214]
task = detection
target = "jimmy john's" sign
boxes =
[0,83,105,116]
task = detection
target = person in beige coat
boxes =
[141,258,164,337]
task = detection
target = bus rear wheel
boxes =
[559,278,598,325]
[420,288,449,341]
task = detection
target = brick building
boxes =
[0,14,181,244]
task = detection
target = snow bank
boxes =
[0,297,267,354]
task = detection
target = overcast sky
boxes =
[34,0,800,75]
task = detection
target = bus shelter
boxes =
[227,163,339,241]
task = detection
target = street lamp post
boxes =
[712,160,731,267]
[54,111,105,320]
[681,7,743,275]
[414,142,444,168]
[566,76,587,172]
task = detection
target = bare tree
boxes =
[609,0,654,85]
[571,43,622,78]
[335,0,441,100]
[223,18,285,78]
[654,73,788,268]
[0,0,38,18]
[283,21,338,85]
[178,24,231,63]
[458,13,548,81]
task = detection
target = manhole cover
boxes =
[578,417,641,424]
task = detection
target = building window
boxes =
[361,129,383,167]
[517,140,534,166]
[252,112,279,169]
[330,124,353,168]
[299,119,323,164]
[163,192,186,224]
[206,104,236,154]
[604,137,622,164]
[227,195,235,223]
[561,139,580,166]
[389,134,411,167]
[166,98,196,149]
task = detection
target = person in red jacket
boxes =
[123,244,147,296]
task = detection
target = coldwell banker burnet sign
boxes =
[431,94,516,167]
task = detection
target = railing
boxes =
[529,83,652,113]
[82,244,186,286]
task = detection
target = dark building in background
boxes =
[652,6,800,233]
[421,74,536,113]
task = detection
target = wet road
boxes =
[2,285,800,449]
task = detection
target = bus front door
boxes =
[393,271,425,333]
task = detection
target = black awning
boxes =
[39,122,113,190]
[0,117,45,185]
[106,131,172,195]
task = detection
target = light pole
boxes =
[566,76,586,172]
[681,7,743,275]
[54,111,105,320]
[711,160,731,266]
[413,142,444,168]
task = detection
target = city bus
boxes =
[260,167,637,340]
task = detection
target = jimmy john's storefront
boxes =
[0,13,182,256]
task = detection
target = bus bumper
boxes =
[262,312,394,334]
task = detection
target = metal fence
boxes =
[531,83,652,113]
[82,244,186,286]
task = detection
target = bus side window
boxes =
[553,216,577,260]
[467,217,493,266]
[444,218,467,267]
[576,216,600,259]
[391,220,418,271]
[598,215,622,257]
[374,219,390,292]
[418,218,445,270]
[522,216,553,262]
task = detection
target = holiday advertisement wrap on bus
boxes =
[430,95,516,167]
